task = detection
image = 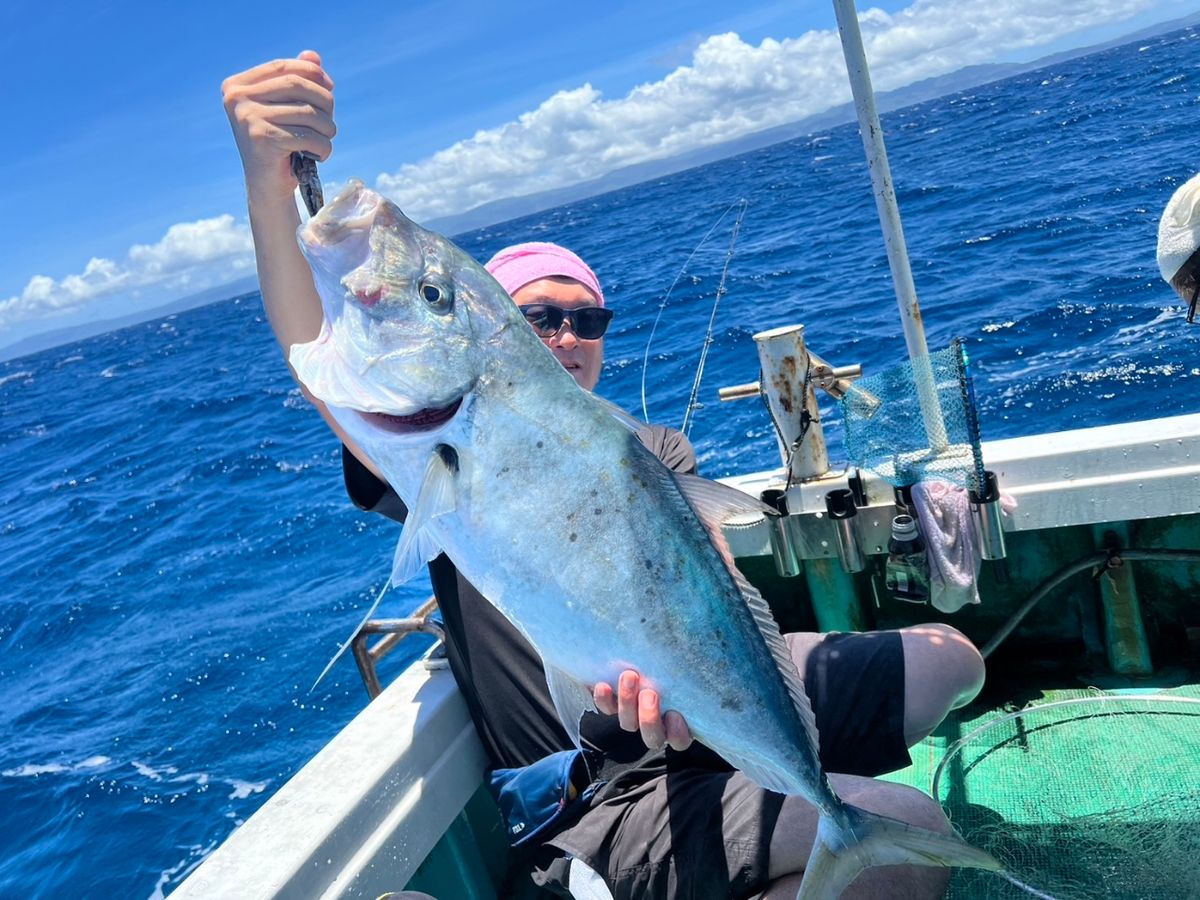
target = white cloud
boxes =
[377,0,1161,220]
[1,0,1166,335]
[0,215,253,332]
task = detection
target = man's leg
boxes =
[899,624,985,745]
[759,774,953,899]
[789,623,985,758]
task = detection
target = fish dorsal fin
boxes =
[545,665,596,750]
[590,393,643,432]
[669,472,823,779]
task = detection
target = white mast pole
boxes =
[831,0,948,451]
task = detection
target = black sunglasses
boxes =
[519,303,614,340]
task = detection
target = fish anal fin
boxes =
[545,666,596,750]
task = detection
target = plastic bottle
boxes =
[885,514,930,603]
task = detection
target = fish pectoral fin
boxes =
[389,447,458,586]
[545,666,597,750]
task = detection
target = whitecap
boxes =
[2,754,111,777]
[0,370,33,388]
[228,778,268,800]
[132,760,176,781]
[148,840,218,900]
[2,762,68,777]
[100,366,118,378]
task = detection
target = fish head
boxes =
[291,180,525,440]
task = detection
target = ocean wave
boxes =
[0,370,34,388]
[2,755,111,777]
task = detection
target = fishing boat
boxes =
[175,4,1200,898]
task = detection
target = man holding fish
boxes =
[223,50,992,899]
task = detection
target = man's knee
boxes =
[832,775,950,835]
[901,624,985,742]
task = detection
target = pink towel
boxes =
[910,479,1014,613]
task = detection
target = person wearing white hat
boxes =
[1157,172,1200,324]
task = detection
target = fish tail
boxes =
[795,804,1002,900]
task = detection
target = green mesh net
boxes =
[934,694,1200,899]
[839,338,986,492]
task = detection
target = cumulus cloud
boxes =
[377,0,1160,219]
[0,215,254,332]
[3,0,1164,334]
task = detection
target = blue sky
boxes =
[3,0,1194,348]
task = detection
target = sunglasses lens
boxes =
[520,304,613,339]
[573,308,614,339]
[521,305,564,337]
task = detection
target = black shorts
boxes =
[531,630,909,899]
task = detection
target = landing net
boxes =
[933,694,1200,899]
[839,338,986,492]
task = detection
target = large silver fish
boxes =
[289,181,1001,898]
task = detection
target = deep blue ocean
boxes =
[3,26,1200,898]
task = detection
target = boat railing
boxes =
[351,595,447,699]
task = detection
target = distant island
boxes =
[0,276,260,362]
[5,10,1198,364]
[422,10,1200,236]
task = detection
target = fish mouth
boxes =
[358,397,464,434]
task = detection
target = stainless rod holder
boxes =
[825,489,866,574]
[761,488,802,578]
[969,471,1008,561]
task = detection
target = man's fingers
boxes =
[224,57,333,92]
[638,689,666,750]
[663,710,693,751]
[226,76,334,116]
[617,671,639,731]
[250,122,331,162]
[593,682,617,716]
[260,104,337,140]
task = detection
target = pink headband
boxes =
[484,241,605,307]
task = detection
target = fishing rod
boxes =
[638,199,749,426]
[681,201,748,437]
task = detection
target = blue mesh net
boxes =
[838,339,985,491]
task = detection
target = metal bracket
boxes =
[351,596,447,700]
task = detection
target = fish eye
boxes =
[419,280,454,314]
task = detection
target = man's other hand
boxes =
[593,670,693,752]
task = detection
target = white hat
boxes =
[1157,173,1200,283]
